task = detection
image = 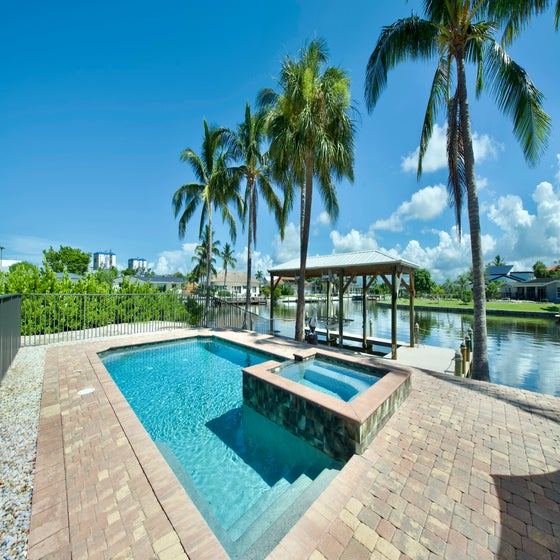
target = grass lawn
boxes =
[400,298,559,314]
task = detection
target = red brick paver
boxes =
[27,330,560,559]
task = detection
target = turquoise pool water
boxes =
[275,358,381,401]
[100,337,339,558]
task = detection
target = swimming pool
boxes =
[274,356,381,401]
[100,337,340,559]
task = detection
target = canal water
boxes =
[256,300,560,398]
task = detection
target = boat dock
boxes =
[306,327,457,375]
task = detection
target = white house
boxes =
[113,275,185,292]
[211,270,260,298]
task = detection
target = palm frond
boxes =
[365,16,437,111]
[486,0,550,45]
[418,57,450,178]
[484,41,551,164]
[446,92,466,237]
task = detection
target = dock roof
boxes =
[268,249,419,278]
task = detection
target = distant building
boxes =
[55,272,83,283]
[113,275,185,292]
[93,251,116,270]
[500,278,560,303]
[211,270,260,297]
[128,258,147,272]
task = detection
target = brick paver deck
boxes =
[27,329,560,559]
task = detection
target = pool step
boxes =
[230,466,340,560]
[305,362,375,391]
[228,472,312,542]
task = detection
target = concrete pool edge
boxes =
[242,347,413,461]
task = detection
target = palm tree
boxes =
[191,226,221,287]
[226,103,285,328]
[173,120,242,324]
[492,255,507,267]
[220,242,236,294]
[364,2,550,382]
[258,39,355,341]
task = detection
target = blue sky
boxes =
[1,1,559,282]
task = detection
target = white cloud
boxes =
[487,181,560,264]
[401,124,502,174]
[235,246,274,276]
[316,211,331,226]
[396,228,496,282]
[372,184,448,232]
[272,222,300,264]
[152,242,197,275]
[330,229,378,253]
[487,194,534,232]
[401,124,448,173]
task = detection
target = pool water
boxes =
[275,358,381,401]
[100,338,339,558]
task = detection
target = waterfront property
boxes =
[24,328,560,559]
[500,277,560,303]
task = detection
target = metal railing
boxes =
[15,293,270,346]
[207,297,270,333]
[0,294,22,381]
[20,293,201,346]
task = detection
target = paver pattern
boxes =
[27,330,560,559]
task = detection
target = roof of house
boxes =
[501,278,560,288]
[211,270,259,284]
[137,275,184,284]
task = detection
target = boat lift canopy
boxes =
[268,249,419,359]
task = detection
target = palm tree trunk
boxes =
[295,153,314,342]
[243,182,255,330]
[204,209,212,327]
[457,54,490,382]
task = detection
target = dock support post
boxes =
[391,267,397,360]
[460,342,467,377]
[454,351,463,376]
[362,275,367,350]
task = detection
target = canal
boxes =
[256,299,560,398]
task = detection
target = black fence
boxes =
[0,293,271,373]
[0,294,22,383]
[15,293,270,346]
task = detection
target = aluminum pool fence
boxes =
[18,293,270,346]
[0,294,21,381]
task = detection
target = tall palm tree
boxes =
[364,1,550,382]
[258,39,355,341]
[220,242,236,293]
[173,120,242,324]
[226,103,285,328]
